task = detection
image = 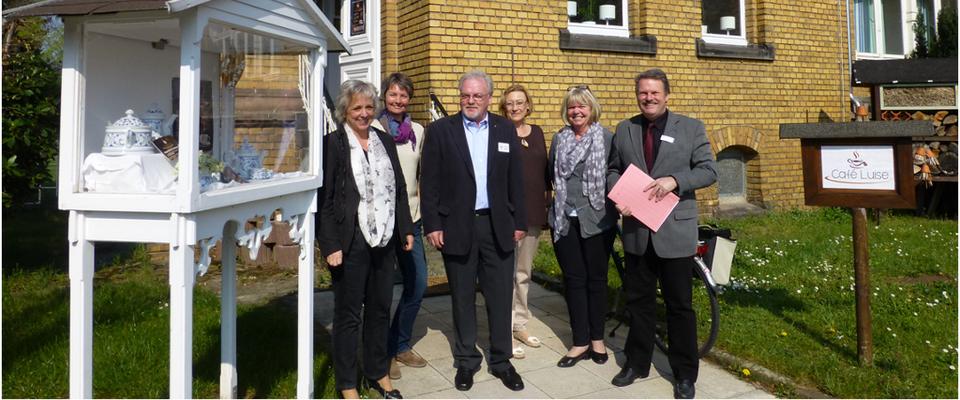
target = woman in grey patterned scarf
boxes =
[317,80,414,399]
[547,86,619,369]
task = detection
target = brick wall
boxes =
[232,54,306,173]
[381,0,854,217]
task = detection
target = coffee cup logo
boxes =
[847,151,868,169]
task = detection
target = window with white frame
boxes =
[854,0,952,59]
[854,0,905,57]
[565,0,629,37]
[701,0,747,46]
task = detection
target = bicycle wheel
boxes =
[653,261,720,359]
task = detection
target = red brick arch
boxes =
[707,125,764,155]
[707,125,767,206]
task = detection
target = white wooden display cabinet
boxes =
[45,0,349,398]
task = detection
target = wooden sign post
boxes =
[780,120,928,366]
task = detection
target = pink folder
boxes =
[607,164,679,232]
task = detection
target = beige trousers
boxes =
[512,226,542,332]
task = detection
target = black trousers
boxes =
[622,239,699,382]
[330,227,396,391]
[553,219,615,346]
[442,213,515,373]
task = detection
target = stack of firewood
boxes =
[911,111,957,183]
[914,141,958,177]
[911,111,958,136]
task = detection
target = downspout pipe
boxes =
[846,0,855,119]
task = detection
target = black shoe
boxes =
[491,366,524,391]
[368,380,403,399]
[557,349,591,368]
[454,366,478,391]
[611,366,647,387]
[590,348,609,364]
[674,379,695,399]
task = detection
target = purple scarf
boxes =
[378,110,416,150]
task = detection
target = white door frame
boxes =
[339,0,380,85]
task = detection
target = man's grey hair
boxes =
[459,70,495,95]
[334,80,380,124]
[634,68,670,94]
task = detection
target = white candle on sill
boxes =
[599,5,616,21]
[720,16,736,33]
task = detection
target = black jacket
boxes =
[420,112,527,255]
[317,125,414,256]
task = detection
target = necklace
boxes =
[517,124,530,148]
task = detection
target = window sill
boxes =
[695,38,775,61]
[559,29,657,55]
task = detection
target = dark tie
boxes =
[644,122,655,172]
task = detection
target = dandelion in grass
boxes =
[742,369,751,377]
[780,331,788,337]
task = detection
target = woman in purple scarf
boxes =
[372,72,428,379]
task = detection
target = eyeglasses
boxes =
[505,100,527,108]
[460,93,489,102]
[567,85,591,92]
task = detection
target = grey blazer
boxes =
[547,128,618,239]
[607,111,717,258]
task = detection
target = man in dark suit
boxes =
[420,70,528,392]
[606,68,717,399]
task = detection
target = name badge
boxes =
[661,135,675,144]
[498,142,510,152]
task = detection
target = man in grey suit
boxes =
[420,70,527,392]
[606,68,717,399]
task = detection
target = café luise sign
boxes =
[780,119,928,367]
[821,146,895,190]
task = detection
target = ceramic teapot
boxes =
[141,103,178,138]
[224,139,266,179]
[102,110,156,156]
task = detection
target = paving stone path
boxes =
[313,282,776,399]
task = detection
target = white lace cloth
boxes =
[201,171,306,193]
[82,153,306,194]
[82,153,177,193]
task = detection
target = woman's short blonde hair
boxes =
[334,80,380,124]
[498,84,534,118]
[560,86,601,127]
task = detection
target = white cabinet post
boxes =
[68,210,95,399]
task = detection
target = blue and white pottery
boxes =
[249,168,274,180]
[198,173,220,191]
[142,103,165,135]
[225,139,266,179]
[102,110,156,156]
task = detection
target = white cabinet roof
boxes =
[3,0,349,53]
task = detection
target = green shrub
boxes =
[932,6,958,58]
[2,18,61,209]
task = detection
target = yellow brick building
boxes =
[372,0,856,218]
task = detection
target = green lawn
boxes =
[5,206,956,398]
[2,207,339,399]
[534,208,958,399]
